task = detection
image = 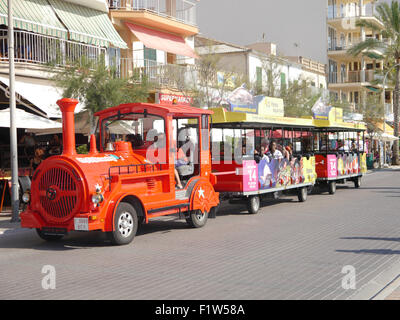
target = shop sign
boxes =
[157,93,193,106]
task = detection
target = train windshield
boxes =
[101,112,165,151]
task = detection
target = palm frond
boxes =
[347,38,386,56]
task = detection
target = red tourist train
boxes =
[20,99,219,245]
[20,99,367,245]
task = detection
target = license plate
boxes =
[74,218,89,231]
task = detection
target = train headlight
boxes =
[91,193,104,204]
[22,191,30,203]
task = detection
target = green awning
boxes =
[366,86,380,92]
[365,52,383,60]
[0,0,68,38]
[48,0,127,48]
[90,10,128,49]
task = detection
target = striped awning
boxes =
[48,0,127,48]
[0,0,68,39]
[125,22,198,58]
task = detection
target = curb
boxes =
[347,258,400,300]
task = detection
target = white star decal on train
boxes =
[198,187,205,199]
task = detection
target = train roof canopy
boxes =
[211,107,366,132]
[211,107,315,129]
[313,119,366,132]
[95,103,213,118]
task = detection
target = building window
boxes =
[256,66,262,91]
[144,46,157,61]
[328,27,337,50]
[280,72,287,89]
[354,91,359,104]
[329,60,337,83]
[328,0,337,19]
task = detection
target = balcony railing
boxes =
[327,2,376,20]
[329,70,376,84]
[118,58,198,88]
[297,57,326,74]
[108,0,197,26]
[328,37,387,51]
[117,58,240,91]
[0,30,107,68]
[328,38,362,51]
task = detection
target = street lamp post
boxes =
[8,0,19,222]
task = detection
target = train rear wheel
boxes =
[186,210,208,228]
[247,195,260,214]
[108,202,138,246]
[354,176,361,188]
[298,187,308,202]
[328,181,336,195]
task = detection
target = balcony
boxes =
[297,57,326,75]
[0,30,107,76]
[118,58,198,89]
[329,70,376,85]
[327,2,383,30]
[328,37,387,59]
[117,58,240,91]
[108,0,198,36]
[328,38,363,52]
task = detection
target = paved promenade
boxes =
[1,168,400,300]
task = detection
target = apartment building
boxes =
[195,36,327,97]
[108,0,199,104]
[0,0,127,119]
[327,0,392,117]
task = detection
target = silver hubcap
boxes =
[252,197,260,211]
[195,211,206,221]
[118,212,134,238]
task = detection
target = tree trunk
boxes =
[393,64,400,165]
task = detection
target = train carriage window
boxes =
[314,132,320,152]
[211,127,223,162]
[242,129,255,158]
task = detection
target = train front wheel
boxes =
[108,202,138,246]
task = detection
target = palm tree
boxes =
[50,54,149,135]
[348,1,400,165]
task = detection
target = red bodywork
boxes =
[212,161,244,193]
[315,154,329,178]
[21,99,219,233]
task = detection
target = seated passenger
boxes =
[266,141,283,162]
[147,132,167,164]
[285,145,293,161]
[174,147,189,190]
